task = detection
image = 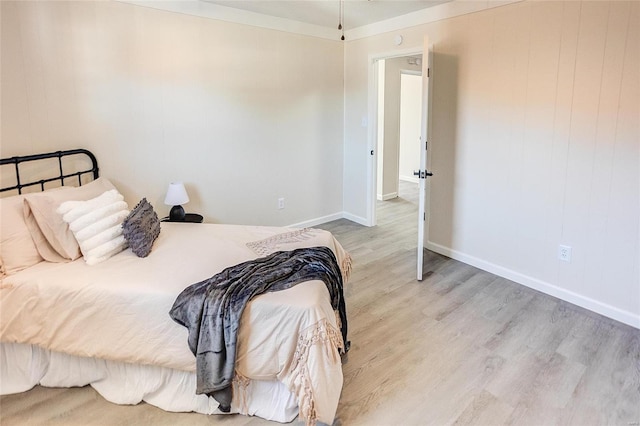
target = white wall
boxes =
[344,1,639,327]
[398,73,421,183]
[2,0,637,328]
[0,0,344,227]
[380,57,403,200]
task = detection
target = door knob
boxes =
[413,170,434,178]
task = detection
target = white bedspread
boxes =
[0,223,349,424]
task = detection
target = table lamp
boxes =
[164,182,189,221]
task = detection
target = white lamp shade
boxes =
[164,182,190,206]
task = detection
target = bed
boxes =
[0,149,350,425]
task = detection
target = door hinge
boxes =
[424,212,426,221]
[427,68,430,78]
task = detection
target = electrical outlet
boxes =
[558,245,572,262]
[278,198,285,210]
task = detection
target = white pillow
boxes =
[57,189,129,265]
[0,194,43,276]
[23,177,117,261]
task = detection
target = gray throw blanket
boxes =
[169,246,349,411]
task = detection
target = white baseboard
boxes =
[341,211,369,226]
[426,241,640,330]
[377,192,398,201]
[289,211,370,229]
[288,212,344,229]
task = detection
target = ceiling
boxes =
[202,0,452,30]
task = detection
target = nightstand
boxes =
[161,213,203,223]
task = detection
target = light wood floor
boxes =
[2,182,639,425]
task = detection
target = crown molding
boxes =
[345,0,522,41]
[118,0,522,42]
[118,1,341,40]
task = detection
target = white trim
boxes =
[288,211,369,228]
[401,70,422,77]
[367,47,424,229]
[377,192,398,201]
[426,241,640,330]
[118,0,340,40]
[369,46,429,62]
[288,212,344,229]
[342,212,369,227]
[118,0,522,41]
[346,0,522,40]
[366,56,379,227]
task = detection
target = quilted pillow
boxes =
[57,189,129,265]
[121,198,161,258]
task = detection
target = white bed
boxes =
[0,150,350,425]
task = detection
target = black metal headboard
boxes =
[0,149,99,195]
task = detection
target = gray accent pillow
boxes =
[121,198,161,258]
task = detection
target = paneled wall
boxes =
[2,0,637,326]
[1,1,345,227]
[344,1,639,326]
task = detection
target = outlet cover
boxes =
[558,245,572,262]
[277,198,285,210]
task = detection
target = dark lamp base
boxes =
[169,205,185,221]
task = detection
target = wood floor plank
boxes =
[2,181,638,425]
[453,390,514,426]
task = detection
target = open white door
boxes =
[417,36,432,280]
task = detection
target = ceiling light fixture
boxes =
[338,0,344,40]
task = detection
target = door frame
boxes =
[366,47,424,227]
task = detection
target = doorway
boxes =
[374,55,422,217]
[367,39,432,280]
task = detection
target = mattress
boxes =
[1,341,299,422]
[0,223,349,424]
